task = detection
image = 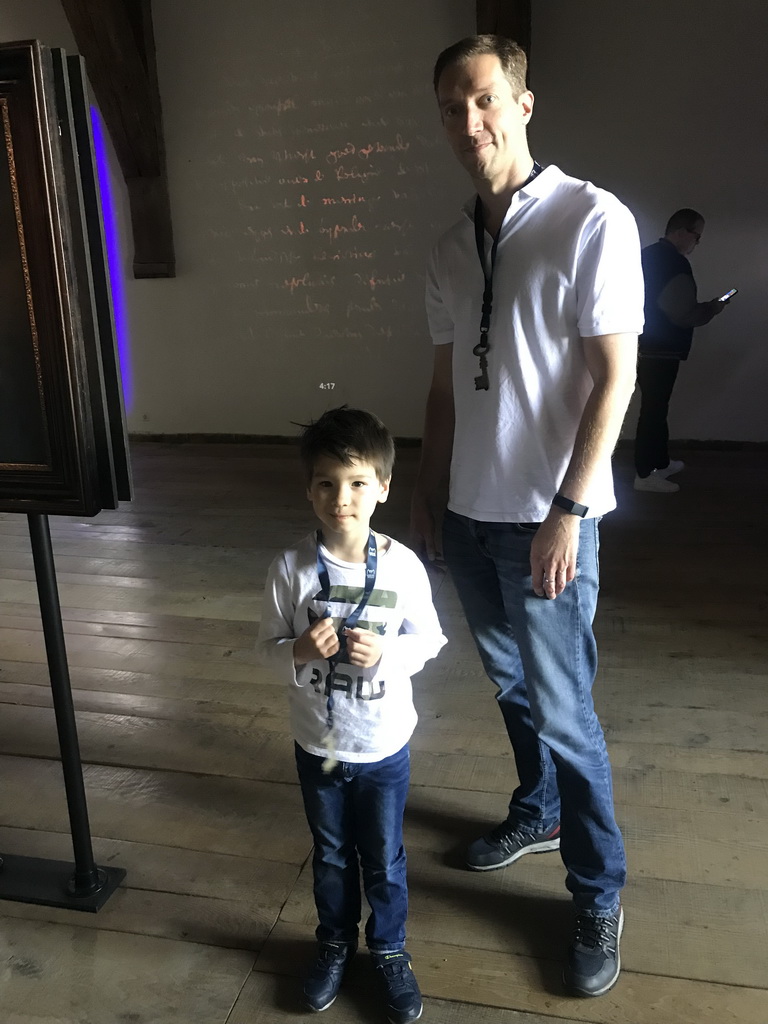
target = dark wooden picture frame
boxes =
[0,40,131,516]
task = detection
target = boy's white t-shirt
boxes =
[258,532,446,763]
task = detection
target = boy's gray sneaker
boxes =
[303,940,357,1012]
[371,950,423,1023]
[563,906,624,997]
[466,820,561,870]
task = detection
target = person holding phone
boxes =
[634,208,732,492]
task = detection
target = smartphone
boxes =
[718,287,738,302]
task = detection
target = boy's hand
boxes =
[343,627,383,668]
[294,616,339,666]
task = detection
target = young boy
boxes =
[258,407,446,1023]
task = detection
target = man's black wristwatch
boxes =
[552,493,589,518]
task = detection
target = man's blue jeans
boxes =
[294,742,410,952]
[442,511,626,914]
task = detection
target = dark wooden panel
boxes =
[0,41,131,514]
[477,0,532,57]
[0,42,98,513]
[60,0,175,277]
[59,0,158,177]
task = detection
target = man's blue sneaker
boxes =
[466,819,561,870]
[563,906,624,997]
[303,940,357,1012]
[371,950,423,1023]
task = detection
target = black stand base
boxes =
[0,854,126,912]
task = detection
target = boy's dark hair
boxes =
[665,208,704,235]
[433,34,528,98]
[298,407,395,482]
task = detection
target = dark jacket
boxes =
[639,238,695,360]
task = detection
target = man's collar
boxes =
[520,163,561,197]
[461,163,561,218]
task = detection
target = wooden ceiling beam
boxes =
[61,0,175,277]
[477,0,532,58]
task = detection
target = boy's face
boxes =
[307,455,390,545]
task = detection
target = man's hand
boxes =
[294,616,339,666]
[411,344,453,565]
[343,627,384,668]
[530,511,580,599]
[410,493,443,563]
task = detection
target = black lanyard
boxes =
[472,160,543,391]
[315,531,378,730]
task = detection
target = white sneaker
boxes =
[656,459,685,479]
[634,471,680,493]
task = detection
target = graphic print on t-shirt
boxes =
[307,584,396,701]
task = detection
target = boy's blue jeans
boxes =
[294,741,410,953]
[442,510,626,915]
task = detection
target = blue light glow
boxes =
[90,107,132,410]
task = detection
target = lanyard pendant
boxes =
[474,351,490,391]
[473,333,490,391]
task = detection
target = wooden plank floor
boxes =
[0,443,766,1024]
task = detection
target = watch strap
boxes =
[552,493,589,518]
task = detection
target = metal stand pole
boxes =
[28,512,103,894]
[0,514,125,911]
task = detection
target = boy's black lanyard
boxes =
[315,531,378,731]
[472,160,543,391]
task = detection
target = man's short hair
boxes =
[433,34,528,99]
[665,208,704,235]
[299,407,395,483]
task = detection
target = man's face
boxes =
[436,54,534,183]
[671,220,704,256]
[683,220,704,255]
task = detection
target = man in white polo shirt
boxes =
[411,35,644,998]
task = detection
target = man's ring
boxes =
[544,576,553,583]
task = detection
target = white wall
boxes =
[0,0,73,45]
[0,0,473,438]
[136,0,473,436]
[530,0,768,442]
[2,1,766,441]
